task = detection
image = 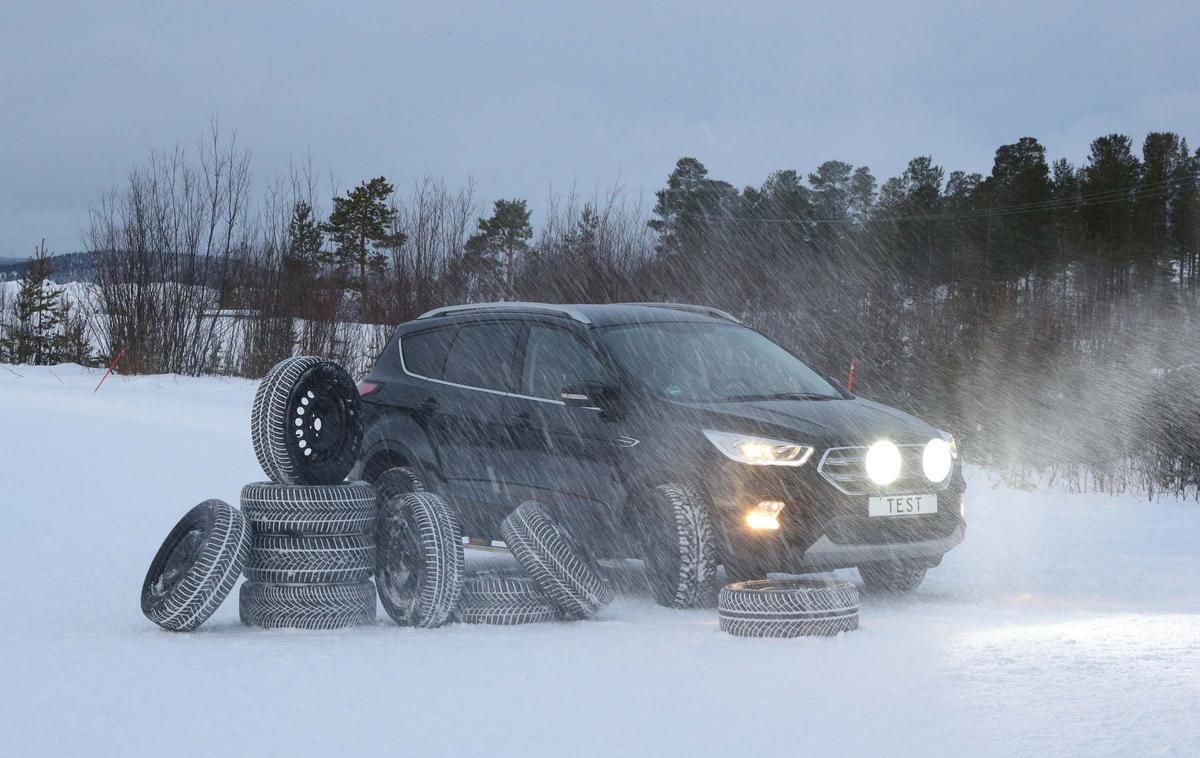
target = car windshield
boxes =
[598,321,841,403]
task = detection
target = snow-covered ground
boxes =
[2,364,1197,757]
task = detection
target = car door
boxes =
[506,322,625,538]
[408,319,523,537]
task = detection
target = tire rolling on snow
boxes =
[141,500,251,632]
[501,501,614,620]
[641,483,718,609]
[718,579,859,638]
[244,534,375,583]
[251,356,363,485]
[376,491,464,628]
[240,481,376,536]
[239,580,376,630]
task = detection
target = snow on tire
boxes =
[718,579,859,638]
[251,356,362,485]
[454,599,560,625]
[374,466,426,504]
[141,500,251,632]
[376,491,464,628]
[501,501,614,620]
[240,481,376,536]
[244,534,375,583]
[642,483,718,609]
[239,580,376,630]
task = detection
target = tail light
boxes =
[357,381,382,397]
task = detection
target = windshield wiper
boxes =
[720,392,839,402]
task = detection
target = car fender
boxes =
[354,408,439,482]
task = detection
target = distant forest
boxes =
[2,127,1198,497]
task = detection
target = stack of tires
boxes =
[239,356,377,630]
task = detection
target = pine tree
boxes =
[321,178,405,283]
[473,199,533,298]
[282,200,322,316]
[1,241,66,365]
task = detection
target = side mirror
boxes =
[561,380,620,412]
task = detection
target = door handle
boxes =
[508,411,532,430]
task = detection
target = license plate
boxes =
[868,494,938,517]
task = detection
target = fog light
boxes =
[745,500,785,530]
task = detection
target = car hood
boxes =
[673,396,941,448]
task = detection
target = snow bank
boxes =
[1,365,1196,756]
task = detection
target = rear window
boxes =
[400,326,457,380]
[441,322,522,392]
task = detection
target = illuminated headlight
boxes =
[703,430,814,467]
[864,440,902,485]
[922,438,954,482]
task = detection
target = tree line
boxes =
[1,126,1197,496]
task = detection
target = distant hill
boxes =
[0,251,97,283]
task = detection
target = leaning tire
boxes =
[376,491,464,628]
[718,580,859,638]
[240,481,376,536]
[641,484,718,609]
[244,534,374,583]
[239,580,376,630]
[374,466,427,504]
[501,501,614,620]
[859,562,928,593]
[251,356,363,485]
[141,500,251,632]
[454,599,561,625]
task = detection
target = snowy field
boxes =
[2,364,1198,757]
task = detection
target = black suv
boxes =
[353,302,965,607]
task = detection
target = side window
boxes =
[521,325,608,400]
[442,322,522,392]
[400,326,458,380]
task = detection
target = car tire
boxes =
[141,500,252,632]
[374,466,427,504]
[459,569,548,605]
[239,580,376,630]
[376,491,464,628]
[858,562,928,593]
[244,534,375,583]
[240,481,376,536]
[641,483,718,609]
[501,501,614,620]
[251,356,363,485]
[454,599,561,625]
[718,579,859,638]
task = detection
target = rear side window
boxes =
[400,326,457,380]
[441,322,522,392]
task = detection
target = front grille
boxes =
[817,445,951,496]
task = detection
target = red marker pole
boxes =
[847,358,856,393]
[93,348,127,395]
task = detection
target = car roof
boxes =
[414,302,741,328]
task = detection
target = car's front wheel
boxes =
[640,483,718,608]
[858,561,928,593]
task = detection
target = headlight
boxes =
[865,440,902,484]
[703,430,814,466]
[922,438,953,482]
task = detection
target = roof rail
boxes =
[417,302,592,324]
[620,302,742,324]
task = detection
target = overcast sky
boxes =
[2,0,1198,257]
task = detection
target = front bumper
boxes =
[704,457,967,573]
